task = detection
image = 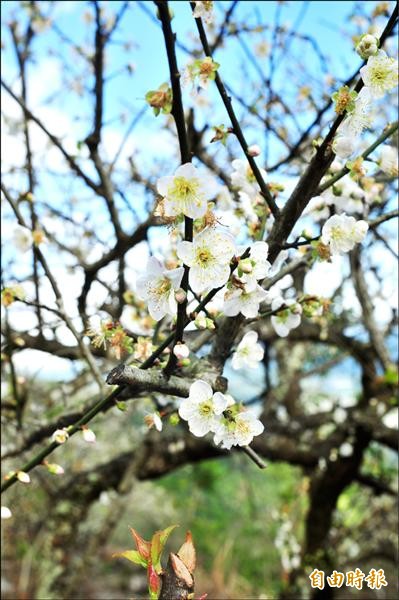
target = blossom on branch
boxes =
[236,241,271,290]
[223,284,269,319]
[177,227,236,293]
[231,159,267,199]
[360,50,398,98]
[271,297,302,338]
[182,57,219,94]
[157,163,218,219]
[213,410,265,449]
[136,257,184,321]
[321,213,369,255]
[178,380,230,437]
[231,331,264,370]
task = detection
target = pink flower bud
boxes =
[247,144,261,157]
[173,342,190,359]
[174,288,187,304]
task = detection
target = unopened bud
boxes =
[179,357,191,367]
[247,144,261,157]
[194,314,207,329]
[82,428,96,443]
[1,506,12,519]
[17,471,30,483]
[45,463,65,475]
[175,288,187,304]
[205,318,215,330]
[356,34,379,59]
[169,413,180,426]
[239,258,253,274]
[173,342,190,360]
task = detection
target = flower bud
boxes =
[51,428,69,444]
[169,413,180,426]
[82,428,96,443]
[173,342,190,359]
[17,471,30,483]
[1,506,12,519]
[239,258,253,274]
[45,463,65,475]
[205,318,215,330]
[356,34,379,59]
[174,288,187,304]
[247,144,261,157]
[194,314,207,329]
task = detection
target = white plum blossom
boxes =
[231,159,267,199]
[321,213,369,255]
[356,34,379,59]
[231,331,264,370]
[237,242,271,290]
[360,50,398,98]
[213,411,264,449]
[136,257,184,321]
[51,428,69,444]
[379,145,398,176]
[12,224,31,253]
[157,163,218,219]
[271,297,302,337]
[177,227,236,293]
[178,380,230,437]
[1,506,12,519]
[238,191,258,223]
[192,0,214,23]
[338,88,373,137]
[223,284,269,318]
[332,135,357,159]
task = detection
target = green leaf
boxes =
[150,525,178,573]
[112,550,148,568]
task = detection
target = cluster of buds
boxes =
[145,83,173,116]
[355,33,379,59]
[194,313,215,330]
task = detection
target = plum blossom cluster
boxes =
[178,380,264,448]
[332,35,398,160]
